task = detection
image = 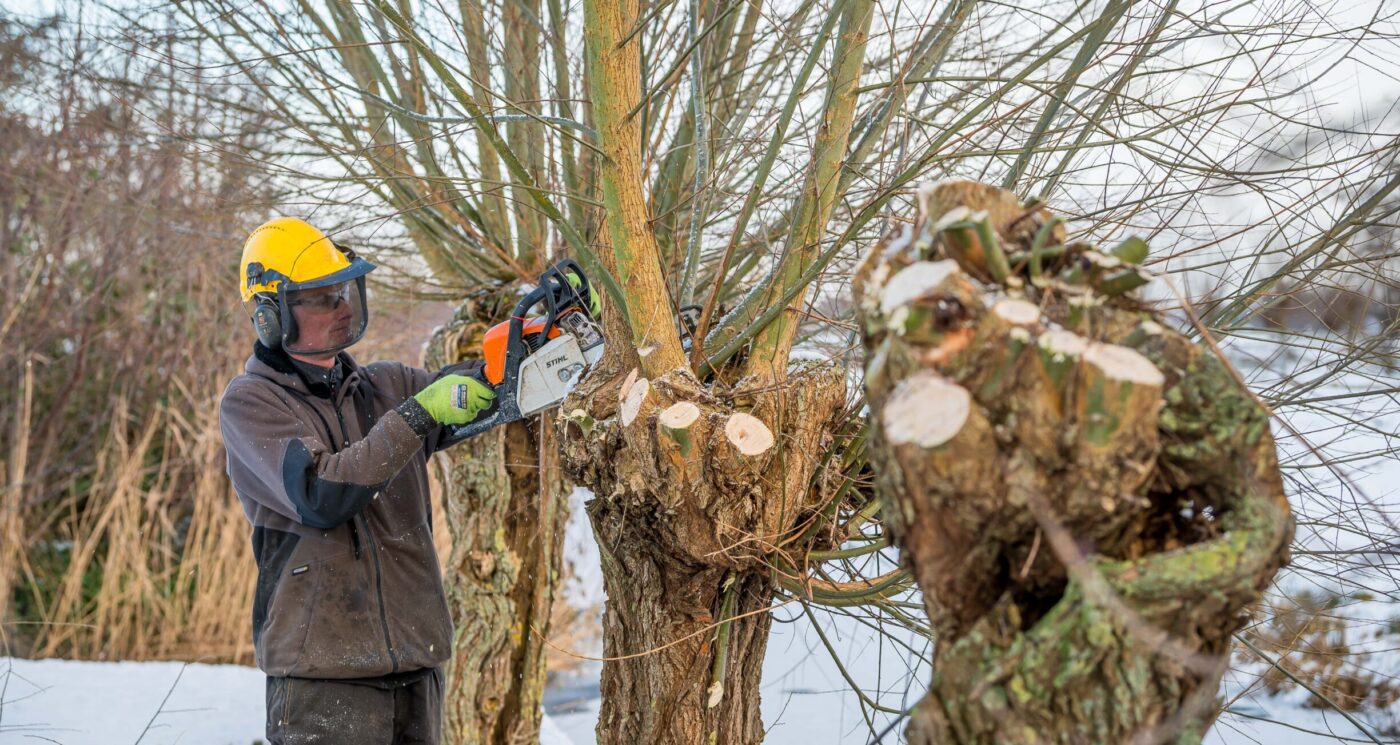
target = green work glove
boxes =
[414,374,496,426]
[565,269,603,318]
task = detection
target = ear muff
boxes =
[252,296,283,349]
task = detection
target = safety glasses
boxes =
[287,282,353,313]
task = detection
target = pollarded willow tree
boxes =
[853,180,1293,742]
[167,0,1400,740]
[554,1,873,741]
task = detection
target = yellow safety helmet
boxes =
[241,217,368,301]
[240,217,375,355]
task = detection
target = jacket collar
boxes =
[247,341,362,401]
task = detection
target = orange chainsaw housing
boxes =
[481,315,563,385]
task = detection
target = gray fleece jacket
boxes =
[219,342,473,679]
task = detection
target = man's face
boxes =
[286,281,363,356]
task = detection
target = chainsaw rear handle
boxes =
[441,260,584,444]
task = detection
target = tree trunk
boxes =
[425,291,568,745]
[853,181,1293,744]
[569,1,853,740]
[559,365,847,745]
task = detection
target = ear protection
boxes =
[252,296,284,349]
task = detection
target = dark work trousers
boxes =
[266,668,443,745]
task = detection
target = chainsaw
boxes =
[443,259,605,442]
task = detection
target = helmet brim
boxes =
[280,257,375,293]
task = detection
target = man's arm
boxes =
[220,378,439,529]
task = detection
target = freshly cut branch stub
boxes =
[992,298,1040,326]
[1007,328,1090,459]
[1082,343,1163,386]
[620,377,651,427]
[883,373,971,449]
[619,367,640,404]
[880,260,962,316]
[659,401,703,456]
[933,207,991,279]
[724,413,774,456]
[659,401,702,429]
[930,205,971,232]
[1037,329,1089,390]
[1076,343,1164,449]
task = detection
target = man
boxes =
[219,217,497,744]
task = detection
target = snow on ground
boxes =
[1210,666,1393,745]
[1215,335,1400,743]
[0,657,574,745]
[544,605,932,745]
[0,658,263,745]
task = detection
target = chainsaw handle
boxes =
[535,259,591,341]
[440,403,521,443]
[536,260,577,342]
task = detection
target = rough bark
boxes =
[425,291,568,745]
[853,180,1293,744]
[558,364,848,745]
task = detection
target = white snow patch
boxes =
[561,486,605,622]
[0,657,575,745]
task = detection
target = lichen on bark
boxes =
[853,180,1294,743]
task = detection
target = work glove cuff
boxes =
[396,397,438,437]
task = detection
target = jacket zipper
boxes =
[332,394,398,673]
[330,401,362,559]
[359,513,400,673]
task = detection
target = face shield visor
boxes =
[279,257,373,356]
